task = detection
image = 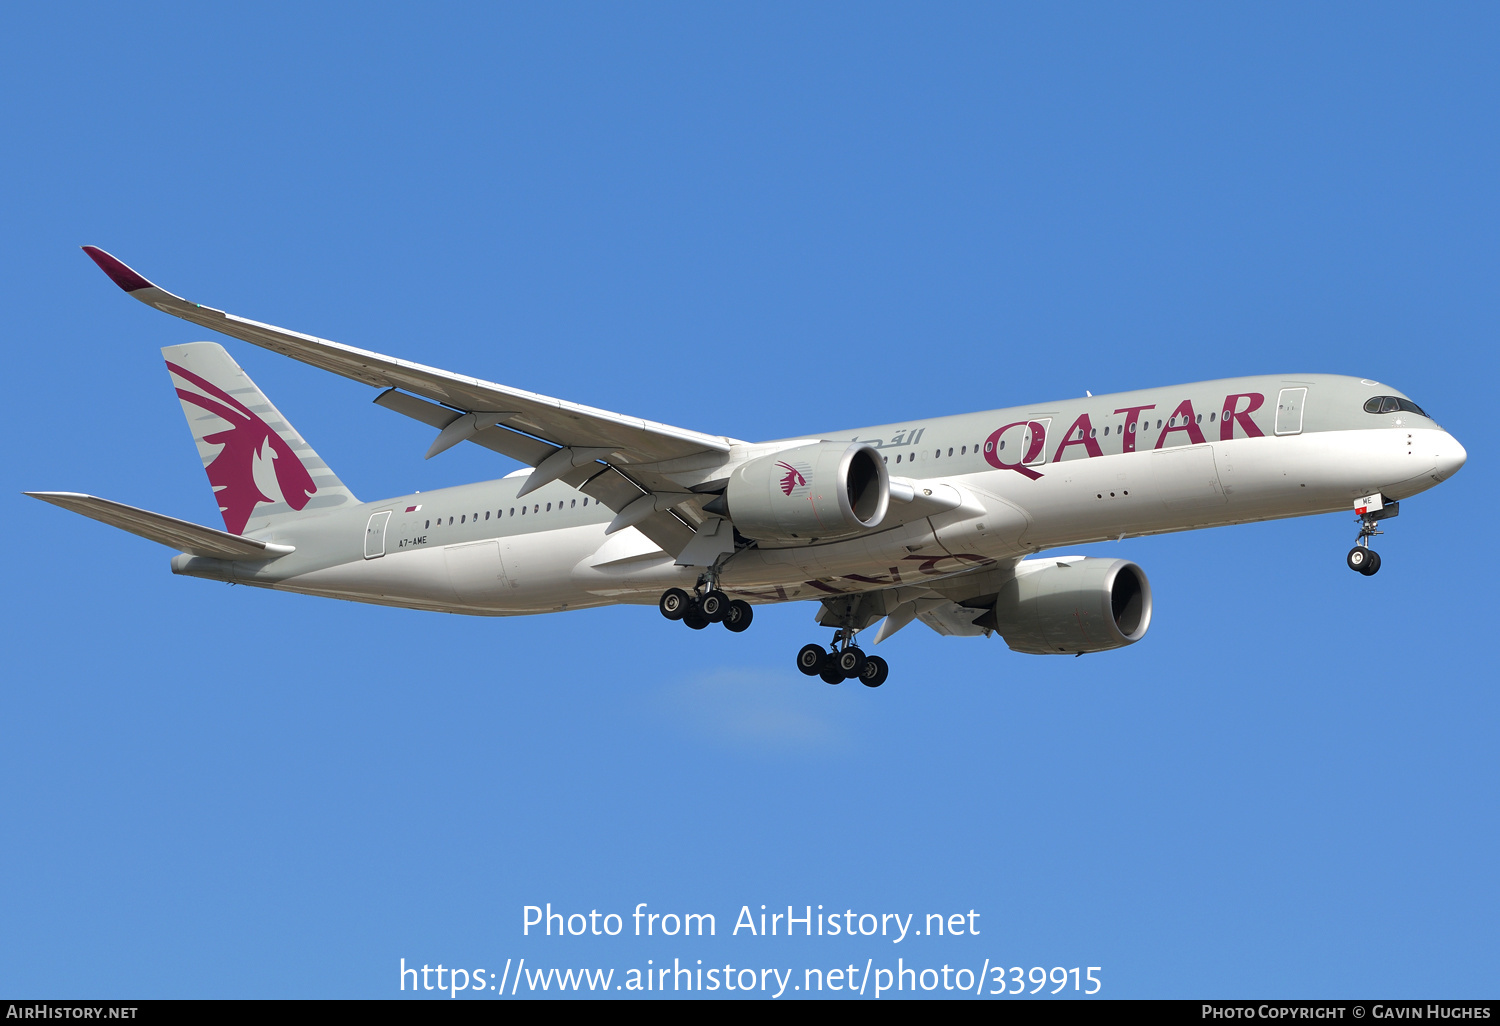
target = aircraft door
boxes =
[501,540,523,590]
[1150,445,1227,511]
[1023,418,1052,467]
[445,540,509,603]
[1275,388,1307,435]
[364,510,392,559]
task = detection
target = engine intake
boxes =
[723,441,890,543]
[986,557,1152,654]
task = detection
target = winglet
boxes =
[81,246,157,292]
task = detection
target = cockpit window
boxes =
[1363,396,1429,418]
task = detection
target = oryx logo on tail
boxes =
[167,360,317,534]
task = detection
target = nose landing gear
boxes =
[795,628,890,687]
[1347,493,1398,577]
[1347,545,1381,575]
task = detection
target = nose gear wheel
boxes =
[1347,499,1397,576]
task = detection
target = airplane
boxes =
[29,247,1468,688]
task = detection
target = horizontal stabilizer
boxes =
[26,491,293,560]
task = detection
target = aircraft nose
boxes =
[1434,431,1467,481]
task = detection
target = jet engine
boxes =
[985,557,1152,655]
[722,441,890,543]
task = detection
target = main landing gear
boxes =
[659,586,752,633]
[796,628,889,688]
[1347,497,1399,577]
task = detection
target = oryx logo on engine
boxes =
[777,461,809,497]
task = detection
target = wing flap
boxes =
[27,491,292,560]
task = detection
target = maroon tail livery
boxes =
[163,342,356,535]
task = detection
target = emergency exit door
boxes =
[1275,388,1307,435]
[364,510,392,559]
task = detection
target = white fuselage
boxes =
[190,372,1465,617]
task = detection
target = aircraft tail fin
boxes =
[164,341,358,534]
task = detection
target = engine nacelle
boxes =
[988,557,1152,655]
[724,441,890,543]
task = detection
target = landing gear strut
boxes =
[795,627,889,688]
[1347,494,1398,577]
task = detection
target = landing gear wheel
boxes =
[722,599,753,633]
[836,646,867,679]
[858,656,889,688]
[1360,549,1382,576]
[796,644,827,676]
[698,590,729,622]
[659,588,691,621]
[819,663,844,685]
[1347,547,1372,573]
[682,610,710,630]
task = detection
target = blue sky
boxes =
[1,3,1494,999]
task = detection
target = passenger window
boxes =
[520,507,525,515]
[582,498,588,506]
[1127,422,1135,432]
[448,517,453,525]
[999,440,1005,450]
[571,499,576,507]
[1090,428,1097,437]
[895,454,901,463]
[533,505,539,514]
[1104,426,1109,436]
[935,449,941,459]
[424,520,429,529]
[546,503,552,512]
[509,508,515,516]
[947,448,953,456]
[1209,412,1216,422]
[461,515,466,524]
[961,446,967,455]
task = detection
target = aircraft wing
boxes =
[82,247,736,554]
[26,491,294,560]
[813,556,1025,644]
